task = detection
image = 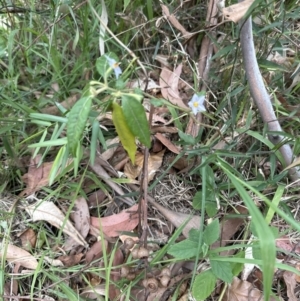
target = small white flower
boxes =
[105,55,122,79]
[188,93,206,115]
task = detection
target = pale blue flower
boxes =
[188,93,206,115]
[105,55,122,79]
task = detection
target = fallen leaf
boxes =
[64,197,90,250]
[44,256,64,267]
[26,199,87,247]
[21,155,72,196]
[124,150,165,181]
[148,199,200,238]
[160,65,188,109]
[90,204,139,238]
[276,235,300,253]
[19,228,37,250]
[101,137,120,161]
[21,155,53,196]
[127,77,160,91]
[80,284,106,299]
[58,253,83,267]
[223,277,278,301]
[87,189,107,208]
[111,249,125,281]
[155,133,180,154]
[223,0,254,23]
[0,243,38,269]
[283,271,297,301]
[85,240,108,264]
[295,263,300,283]
[161,5,193,39]
[211,206,248,255]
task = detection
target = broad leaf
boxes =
[203,219,220,245]
[168,239,199,259]
[67,96,92,156]
[192,270,216,300]
[122,94,151,148]
[210,259,233,283]
[112,102,136,163]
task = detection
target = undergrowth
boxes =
[1,0,300,300]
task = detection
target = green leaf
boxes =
[210,259,233,283]
[232,251,245,276]
[203,219,220,245]
[193,191,217,217]
[122,94,151,147]
[257,58,288,72]
[67,96,92,156]
[168,240,199,259]
[29,137,67,148]
[112,102,136,164]
[192,270,216,301]
[123,0,130,11]
[178,130,195,145]
[96,52,119,78]
[90,119,99,165]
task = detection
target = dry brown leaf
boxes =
[111,249,125,281]
[124,150,165,181]
[21,155,72,196]
[161,5,193,39]
[223,277,278,301]
[26,199,87,247]
[58,253,84,267]
[127,77,160,91]
[64,197,90,250]
[148,200,200,238]
[80,284,106,299]
[90,204,139,238]
[283,271,298,301]
[21,156,53,196]
[85,240,108,264]
[211,206,248,255]
[295,263,300,283]
[87,189,106,208]
[223,0,254,23]
[160,65,188,109]
[44,256,64,267]
[155,133,180,154]
[276,235,300,253]
[19,228,37,250]
[0,243,38,269]
[152,126,178,134]
[101,137,120,161]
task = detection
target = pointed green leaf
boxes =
[112,102,136,163]
[210,259,233,283]
[203,219,220,245]
[168,240,199,259]
[192,270,216,301]
[122,95,151,148]
[67,96,92,156]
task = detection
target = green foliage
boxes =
[112,102,137,163]
[122,94,151,148]
[192,270,216,301]
[67,96,92,156]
